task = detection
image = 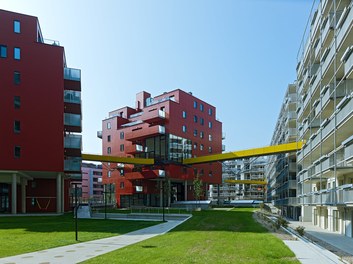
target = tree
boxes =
[193,174,203,207]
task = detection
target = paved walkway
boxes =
[0,219,187,264]
[286,220,353,263]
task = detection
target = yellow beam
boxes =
[81,153,154,165]
[183,141,304,165]
[224,179,267,185]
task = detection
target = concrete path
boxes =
[0,219,187,264]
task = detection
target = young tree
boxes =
[193,174,203,207]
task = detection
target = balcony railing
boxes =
[64,157,82,172]
[125,125,165,141]
[141,109,166,124]
[64,90,81,104]
[64,68,81,81]
[64,113,81,127]
[64,134,82,149]
[336,96,353,126]
[336,4,353,47]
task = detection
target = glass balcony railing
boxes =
[64,90,81,104]
[64,67,81,81]
[64,113,81,127]
[64,134,82,149]
[64,157,82,172]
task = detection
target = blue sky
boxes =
[1,0,315,154]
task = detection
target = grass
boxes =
[0,213,159,257]
[93,207,189,214]
[83,208,299,264]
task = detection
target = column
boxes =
[61,176,65,213]
[21,178,27,213]
[184,180,188,201]
[12,174,17,214]
[57,174,62,213]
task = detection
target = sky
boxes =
[1,0,316,155]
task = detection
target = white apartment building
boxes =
[266,84,300,220]
[296,0,353,237]
[214,158,266,203]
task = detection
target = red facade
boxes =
[101,89,222,207]
[0,10,82,214]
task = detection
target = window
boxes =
[14,96,21,109]
[209,134,212,141]
[209,171,213,177]
[208,108,213,116]
[200,103,204,112]
[108,171,111,177]
[200,144,204,151]
[209,121,212,128]
[14,47,20,60]
[120,169,125,176]
[209,146,212,153]
[14,20,20,33]
[120,182,125,189]
[14,71,21,84]
[200,131,204,139]
[14,146,21,158]
[0,45,7,58]
[107,135,111,142]
[120,144,124,152]
[14,120,21,133]
[182,125,187,133]
[107,147,111,154]
[193,143,197,150]
[120,131,124,139]
[107,122,111,129]
[194,129,198,136]
[200,118,204,125]
[193,115,198,123]
[182,111,187,118]
[193,101,197,108]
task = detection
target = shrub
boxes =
[277,217,289,228]
[295,226,305,236]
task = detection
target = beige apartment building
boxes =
[296,0,353,237]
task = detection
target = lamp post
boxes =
[72,183,79,241]
[162,180,165,222]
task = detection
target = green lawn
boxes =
[0,213,159,257]
[83,208,299,264]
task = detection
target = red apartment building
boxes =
[100,90,222,207]
[0,10,82,214]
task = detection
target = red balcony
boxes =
[141,109,166,125]
[125,144,144,154]
[125,169,164,180]
[125,125,165,141]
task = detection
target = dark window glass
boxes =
[120,144,124,151]
[182,111,187,118]
[107,135,111,142]
[120,182,125,189]
[208,108,213,116]
[14,120,21,133]
[200,103,204,112]
[209,121,212,128]
[194,115,198,123]
[107,147,111,154]
[194,129,198,136]
[120,132,124,139]
[14,146,21,158]
[14,96,20,109]
[182,125,187,133]
[193,101,197,109]
[14,71,21,84]
[200,118,204,125]
[0,45,7,58]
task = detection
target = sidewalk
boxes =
[286,220,353,264]
[0,219,188,264]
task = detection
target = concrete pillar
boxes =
[184,180,188,201]
[21,178,27,213]
[12,174,17,214]
[61,176,65,213]
[57,174,62,213]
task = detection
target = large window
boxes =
[14,20,20,33]
[168,134,192,162]
[14,71,21,85]
[14,47,21,60]
[0,45,7,58]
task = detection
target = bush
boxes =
[295,226,305,236]
[277,217,289,228]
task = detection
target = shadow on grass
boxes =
[0,213,158,234]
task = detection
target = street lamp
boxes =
[72,182,79,241]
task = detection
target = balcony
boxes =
[97,131,102,139]
[64,68,81,81]
[64,113,81,128]
[125,125,165,141]
[344,47,353,76]
[141,109,166,125]
[336,5,353,48]
[125,144,144,154]
[64,90,81,104]
[322,41,335,75]
[336,95,353,126]
[125,168,164,180]
[321,116,334,140]
[64,134,82,149]
[64,157,82,172]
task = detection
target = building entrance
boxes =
[0,184,9,213]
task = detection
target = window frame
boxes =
[14,120,21,133]
[14,47,21,60]
[14,145,21,158]
[14,20,21,33]
[0,45,7,58]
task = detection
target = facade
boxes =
[266,84,300,220]
[296,0,353,237]
[100,90,223,207]
[81,163,104,204]
[0,10,82,214]
[214,158,266,203]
